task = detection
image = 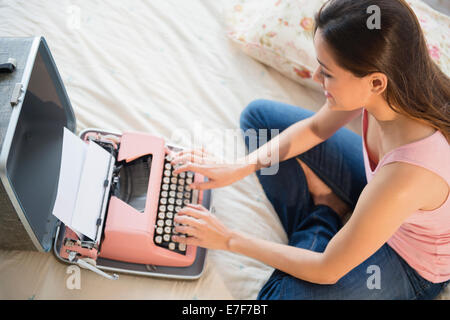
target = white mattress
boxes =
[0,0,448,300]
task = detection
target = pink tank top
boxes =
[361,108,450,283]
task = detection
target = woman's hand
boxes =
[167,147,251,190]
[172,203,233,251]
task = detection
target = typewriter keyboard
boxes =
[153,155,198,255]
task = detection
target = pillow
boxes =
[225,0,450,92]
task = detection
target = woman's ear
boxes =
[369,72,388,95]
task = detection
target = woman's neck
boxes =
[365,100,436,148]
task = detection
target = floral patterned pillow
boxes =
[225,0,450,91]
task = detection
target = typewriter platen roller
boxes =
[59,131,205,268]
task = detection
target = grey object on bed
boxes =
[0,37,76,252]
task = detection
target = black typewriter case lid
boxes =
[0,36,76,252]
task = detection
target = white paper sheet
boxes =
[52,128,112,241]
[71,141,112,241]
[51,128,87,229]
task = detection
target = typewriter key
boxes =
[155,236,162,244]
[159,205,166,212]
[164,170,171,177]
[165,163,172,170]
[157,219,164,227]
[167,204,174,211]
[162,184,169,191]
[183,199,190,205]
[161,191,168,198]
[179,172,186,178]
[184,192,191,198]
[156,227,163,235]
[169,190,176,197]
[176,199,183,206]
[163,177,170,184]
[187,172,194,178]
[164,226,171,234]
[163,234,170,242]
[168,242,176,250]
[177,192,183,198]
[179,243,186,251]
[166,212,173,219]
[170,184,177,191]
[171,177,177,184]
[175,206,181,212]
[158,212,165,219]
[165,219,172,227]
[186,178,193,185]
[168,198,175,205]
[185,185,191,192]
[177,185,184,192]
[160,198,167,205]
[178,179,185,186]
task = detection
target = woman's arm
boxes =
[242,104,363,173]
[174,162,431,284]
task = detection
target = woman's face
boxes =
[312,28,373,111]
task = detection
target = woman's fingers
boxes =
[174,224,199,237]
[171,162,208,175]
[171,154,207,166]
[174,214,204,228]
[175,205,208,219]
[172,235,201,246]
[186,203,209,212]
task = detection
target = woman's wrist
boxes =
[226,229,246,252]
[235,156,258,176]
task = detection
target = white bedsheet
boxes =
[0,0,448,300]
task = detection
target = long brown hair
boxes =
[314,0,450,143]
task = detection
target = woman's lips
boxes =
[324,91,333,99]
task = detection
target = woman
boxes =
[169,0,450,299]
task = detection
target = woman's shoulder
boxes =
[380,161,449,211]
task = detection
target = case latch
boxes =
[10,83,23,106]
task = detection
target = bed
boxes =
[0,0,448,300]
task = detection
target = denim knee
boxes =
[239,99,270,132]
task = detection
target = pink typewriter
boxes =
[53,129,211,280]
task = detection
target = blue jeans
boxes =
[239,99,449,300]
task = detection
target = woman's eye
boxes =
[320,70,332,78]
